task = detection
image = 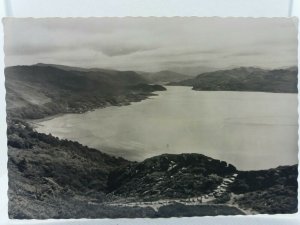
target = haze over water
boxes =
[36,86,298,170]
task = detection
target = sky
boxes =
[3,17,298,75]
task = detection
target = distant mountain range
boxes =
[36,63,192,83]
[169,67,298,93]
[138,70,192,84]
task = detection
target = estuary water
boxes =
[36,86,298,170]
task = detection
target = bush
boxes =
[8,134,26,149]
[17,159,27,172]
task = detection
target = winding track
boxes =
[105,173,239,211]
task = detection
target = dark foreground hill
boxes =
[8,120,156,219]
[169,67,298,93]
[7,120,298,218]
[108,153,236,200]
[5,64,166,120]
[229,165,298,214]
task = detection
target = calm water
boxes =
[36,86,298,170]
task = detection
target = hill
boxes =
[169,67,298,93]
[5,64,166,119]
[35,63,123,74]
[108,153,236,200]
[229,165,298,214]
[34,64,189,84]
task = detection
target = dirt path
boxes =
[106,173,239,211]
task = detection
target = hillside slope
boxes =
[8,120,160,219]
[108,153,236,200]
[5,64,165,119]
[229,165,298,214]
[169,67,298,93]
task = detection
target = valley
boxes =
[5,64,298,218]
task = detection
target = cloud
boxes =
[100,45,157,57]
[3,17,298,74]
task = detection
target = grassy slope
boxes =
[5,64,165,119]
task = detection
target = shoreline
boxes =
[26,91,162,129]
[26,87,298,172]
[167,85,298,94]
[27,113,66,129]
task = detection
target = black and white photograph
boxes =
[3,17,298,219]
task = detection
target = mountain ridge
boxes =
[169,67,298,93]
[5,64,166,120]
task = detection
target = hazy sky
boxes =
[4,17,298,75]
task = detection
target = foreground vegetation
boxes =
[108,153,236,200]
[229,166,298,214]
[7,120,298,218]
[8,120,244,218]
